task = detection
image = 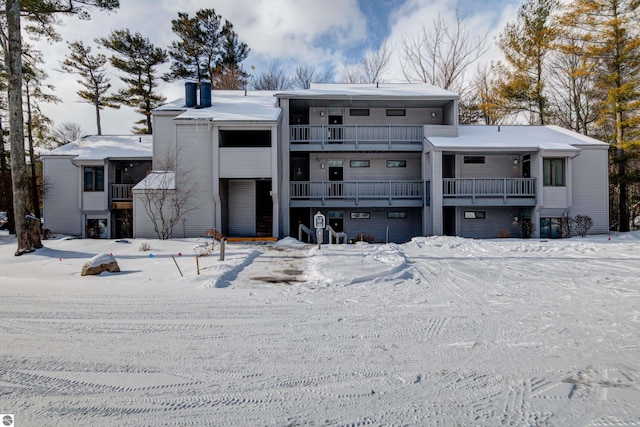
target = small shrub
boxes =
[353,233,376,243]
[42,228,55,240]
[520,220,534,238]
[560,216,571,238]
[138,242,152,252]
[498,229,510,238]
[574,215,593,237]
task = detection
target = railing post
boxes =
[388,125,392,149]
[504,178,508,203]
[355,181,359,205]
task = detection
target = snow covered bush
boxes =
[574,215,593,237]
[138,242,152,252]
[193,241,214,257]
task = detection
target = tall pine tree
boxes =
[98,29,167,134]
[60,40,119,135]
[166,9,249,89]
[560,0,640,231]
[497,0,559,124]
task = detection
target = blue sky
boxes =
[33,0,522,135]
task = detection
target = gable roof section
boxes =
[132,171,175,191]
[426,125,608,154]
[155,90,281,123]
[42,135,152,161]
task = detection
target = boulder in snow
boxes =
[81,253,120,276]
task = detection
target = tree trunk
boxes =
[26,83,42,219]
[95,89,102,135]
[6,0,42,255]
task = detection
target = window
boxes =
[86,218,107,238]
[350,212,370,219]
[386,160,406,168]
[387,211,407,219]
[350,160,370,168]
[464,211,486,219]
[219,130,271,147]
[83,166,104,192]
[386,109,406,116]
[349,109,369,116]
[543,158,565,186]
[464,156,485,164]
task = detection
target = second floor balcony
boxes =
[290,125,424,151]
[443,178,536,206]
[111,183,134,201]
[290,180,428,207]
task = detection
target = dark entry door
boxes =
[328,160,343,197]
[328,115,343,142]
[443,206,456,236]
[328,211,344,232]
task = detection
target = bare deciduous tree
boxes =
[341,41,392,84]
[252,61,293,90]
[137,148,198,240]
[292,64,333,89]
[401,9,488,94]
[50,122,86,147]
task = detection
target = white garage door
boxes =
[228,180,256,236]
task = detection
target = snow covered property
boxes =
[1,232,639,425]
[42,83,609,241]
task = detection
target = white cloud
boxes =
[29,0,520,136]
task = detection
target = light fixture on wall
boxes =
[431,112,437,118]
[321,163,325,169]
[513,158,519,165]
[296,167,303,177]
[320,111,325,117]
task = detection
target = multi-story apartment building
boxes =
[42,135,152,239]
[43,82,609,241]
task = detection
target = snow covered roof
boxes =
[42,135,152,160]
[132,171,175,191]
[276,83,459,99]
[155,90,281,123]
[427,125,608,153]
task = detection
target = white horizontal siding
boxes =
[570,148,609,234]
[43,157,82,235]
[219,148,272,178]
[542,186,569,208]
[153,114,179,169]
[82,191,107,211]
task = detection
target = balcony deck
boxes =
[111,184,134,202]
[290,180,428,207]
[290,125,423,151]
[443,178,536,206]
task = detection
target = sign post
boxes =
[313,211,326,250]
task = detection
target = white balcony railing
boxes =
[111,183,134,201]
[443,178,536,202]
[290,125,423,148]
[291,180,425,204]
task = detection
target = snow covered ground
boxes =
[1,231,639,426]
